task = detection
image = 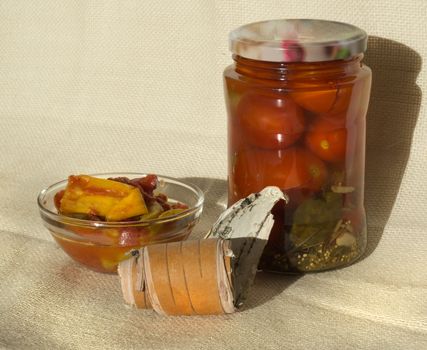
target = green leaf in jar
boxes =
[290,192,343,249]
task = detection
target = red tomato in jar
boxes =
[225,77,247,114]
[291,84,352,115]
[236,94,305,150]
[233,147,327,200]
[305,117,347,163]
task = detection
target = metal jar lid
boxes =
[229,19,368,62]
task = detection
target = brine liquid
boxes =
[225,56,371,272]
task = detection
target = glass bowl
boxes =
[37,173,204,273]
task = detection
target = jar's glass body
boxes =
[224,55,371,273]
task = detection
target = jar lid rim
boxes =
[229,19,367,63]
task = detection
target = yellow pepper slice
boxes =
[60,175,148,221]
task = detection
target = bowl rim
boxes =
[37,172,204,227]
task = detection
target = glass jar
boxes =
[224,19,372,273]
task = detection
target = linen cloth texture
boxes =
[1,1,426,349]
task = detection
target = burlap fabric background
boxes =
[1,1,426,349]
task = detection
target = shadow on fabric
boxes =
[362,36,422,258]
